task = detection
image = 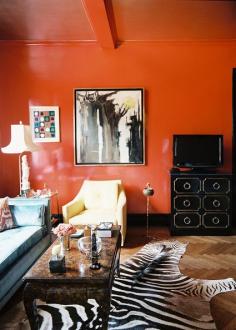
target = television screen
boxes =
[173,135,223,168]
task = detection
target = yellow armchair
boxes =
[62,180,127,246]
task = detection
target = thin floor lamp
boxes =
[143,183,155,239]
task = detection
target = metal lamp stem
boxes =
[146,195,150,238]
[143,182,155,240]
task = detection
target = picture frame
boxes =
[29,106,60,142]
[74,88,144,165]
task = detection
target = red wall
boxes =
[0,41,236,214]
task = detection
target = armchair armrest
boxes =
[117,189,126,210]
[62,198,85,223]
[116,189,127,246]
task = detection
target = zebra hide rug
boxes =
[37,240,236,330]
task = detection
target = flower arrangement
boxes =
[52,223,77,238]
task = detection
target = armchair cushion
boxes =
[69,209,116,226]
[84,181,118,210]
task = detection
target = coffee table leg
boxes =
[23,283,39,330]
[98,296,112,329]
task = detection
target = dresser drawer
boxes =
[171,171,232,235]
[203,196,229,211]
[174,213,201,228]
[203,178,230,194]
[173,178,200,194]
[202,213,229,228]
[174,196,201,211]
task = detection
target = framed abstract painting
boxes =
[30,106,60,142]
[74,88,144,165]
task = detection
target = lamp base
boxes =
[20,189,30,197]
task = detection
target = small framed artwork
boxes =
[29,106,60,142]
[74,88,144,165]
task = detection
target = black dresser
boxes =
[170,169,232,235]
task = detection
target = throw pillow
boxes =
[10,204,45,227]
[0,197,14,232]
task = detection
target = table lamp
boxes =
[1,122,39,196]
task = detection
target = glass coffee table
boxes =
[23,226,121,329]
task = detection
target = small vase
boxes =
[59,237,65,257]
[59,236,70,256]
[64,235,70,251]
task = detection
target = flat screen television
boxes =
[173,134,223,169]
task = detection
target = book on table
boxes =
[97,222,113,238]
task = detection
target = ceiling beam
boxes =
[81,0,116,49]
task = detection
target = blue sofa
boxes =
[0,198,51,310]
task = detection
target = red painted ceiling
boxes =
[0,0,236,46]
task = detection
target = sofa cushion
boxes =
[0,226,45,275]
[0,198,15,232]
[10,204,45,227]
[69,208,117,226]
[84,181,118,210]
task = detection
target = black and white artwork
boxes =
[74,88,144,165]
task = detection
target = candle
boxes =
[52,244,61,256]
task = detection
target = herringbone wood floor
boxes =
[123,225,236,330]
[0,225,236,329]
[122,226,236,279]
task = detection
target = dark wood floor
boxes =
[0,225,236,329]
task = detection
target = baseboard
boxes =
[52,213,235,233]
[127,213,171,226]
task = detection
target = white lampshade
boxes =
[1,123,39,154]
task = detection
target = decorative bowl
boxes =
[78,236,102,257]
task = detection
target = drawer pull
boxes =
[183,182,191,190]
[212,217,220,225]
[184,217,191,225]
[183,199,191,207]
[213,199,221,208]
[213,182,221,191]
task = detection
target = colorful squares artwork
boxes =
[30,106,60,142]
